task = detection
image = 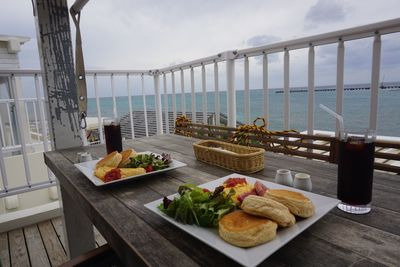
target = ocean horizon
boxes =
[87,83,400,137]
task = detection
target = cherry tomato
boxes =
[145,165,153,172]
[104,168,122,183]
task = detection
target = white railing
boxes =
[0,73,54,197]
[0,18,399,198]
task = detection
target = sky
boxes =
[1,0,400,97]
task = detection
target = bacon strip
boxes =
[254,181,268,196]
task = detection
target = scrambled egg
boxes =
[223,183,254,204]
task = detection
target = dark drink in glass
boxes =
[104,118,122,154]
[337,131,375,214]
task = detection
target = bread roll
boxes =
[241,195,296,227]
[95,151,122,168]
[219,210,277,247]
[118,149,137,167]
[264,189,315,218]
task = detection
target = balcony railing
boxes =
[0,18,399,198]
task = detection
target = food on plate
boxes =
[118,149,137,167]
[125,153,172,172]
[95,151,122,168]
[93,151,173,183]
[94,166,114,180]
[158,184,235,227]
[119,167,146,178]
[94,166,146,181]
[157,176,316,248]
[264,189,315,218]
[222,178,269,204]
[241,195,296,227]
[218,210,277,247]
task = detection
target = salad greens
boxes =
[125,153,172,171]
[158,184,235,227]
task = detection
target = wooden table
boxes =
[44,134,400,267]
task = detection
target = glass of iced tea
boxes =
[103,118,122,154]
[337,130,376,214]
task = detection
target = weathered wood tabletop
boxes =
[44,134,400,267]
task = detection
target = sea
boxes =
[87,83,400,137]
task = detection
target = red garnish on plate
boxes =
[145,165,153,172]
[237,181,269,203]
[104,168,122,183]
[254,181,268,196]
[202,188,210,193]
[223,177,247,188]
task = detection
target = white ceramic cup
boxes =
[76,152,93,163]
[275,169,293,186]
[294,173,312,191]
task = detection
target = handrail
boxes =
[2,18,398,76]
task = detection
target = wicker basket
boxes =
[193,140,265,173]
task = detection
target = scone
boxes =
[219,210,277,247]
[241,195,296,227]
[118,149,137,167]
[95,151,122,168]
[264,189,315,218]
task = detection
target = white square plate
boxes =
[144,173,340,267]
[74,151,187,187]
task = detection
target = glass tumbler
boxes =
[337,130,376,214]
[103,118,123,154]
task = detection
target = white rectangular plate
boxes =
[144,173,340,267]
[74,151,187,187]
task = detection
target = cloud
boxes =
[2,0,400,92]
[305,0,347,28]
[246,35,281,64]
[246,35,281,47]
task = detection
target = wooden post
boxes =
[33,0,82,150]
[33,0,94,259]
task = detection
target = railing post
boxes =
[34,74,50,151]
[244,56,250,124]
[336,39,345,136]
[171,71,177,122]
[0,132,9,192]
[111,73,117,118]
[201,64,207,124]
[141,74,149,137]
[153,73,163,134]
[307,45,315,135]
[10,75,32,187]
[190,67,196,123]
[140,73,149,136]
[93,74,104,143]
[163,73,169,134]
[283,49,290,130]
[126,73,135,139]
[214,62,220,126]
[262,53,269,127]
[180,69,186,116]
[225,51,236,127]
[369,33,381,131]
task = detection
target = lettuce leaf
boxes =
[158,184,235,227]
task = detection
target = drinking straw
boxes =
[319,104,345,140]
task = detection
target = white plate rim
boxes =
[74,151,187,187]
[144,173,340,267]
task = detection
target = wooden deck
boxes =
[0,217,107,267]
